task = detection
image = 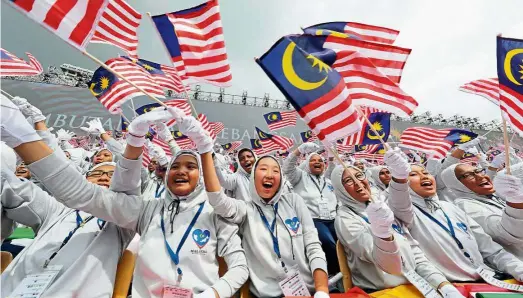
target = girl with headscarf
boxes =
[440,163,523,259]
[177,116,329,298]
[331,164,463,296]
[214,148,256,201]
[368,165,392,194]
[384,148,523,283]
[283,142,339,275]
[2,103,248,298]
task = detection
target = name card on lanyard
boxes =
[309,175,331,220]
[160,202,205,296]
[9,265,63,298]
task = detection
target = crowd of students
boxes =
[1,94,523,298]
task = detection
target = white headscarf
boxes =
[331,164,368,214]
[408,164,442,212]
[248,155,286,207]
[300,153,324,175]
[368,165,388,191]
[164,150,205,204]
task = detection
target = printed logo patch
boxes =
[285,217,301,234]
[327,184,334,191]
[392,223,404,235]
[192,229,210,248]
[456,222,468,234]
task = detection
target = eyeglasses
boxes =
[458,168,486,181]
[86,170,114,178]
[342,172,366,186]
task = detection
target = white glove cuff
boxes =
[371,226,393,239]
[126,134,146,148]
[314,291,330,298]
[506,194,523,204]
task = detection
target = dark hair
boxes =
[238,148,254,158]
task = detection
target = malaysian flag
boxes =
[135,99,192,127]
[300,130,318,143]
[121,116,129,132]
[211,122,225,136]
[298,33,411,84]
[263,111,298,131]
[257,36,361,142]
[1,49,43,77]
[497,36,523,137]
[345,108,391,145]
[198,114,217,140]
[88,57,165,114]
[10,0,109,50]
[304,22,399,45]
[151,0,232,86]
[91,0,141,57]
[461,152,479,165]
[255,127,294,152]
[250,138,268,155]
[335,138,354,153]
[332,50,418,116]
[172,130,196,149]
[459,78,500,106]
[123,57,188,93]
[400,127,478,159]
[354,144,385,161]
[143,141,173,167]
[222,141,242,153]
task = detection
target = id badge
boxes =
[476,265,523,292]
[163,285,193,298]
[318,202,332,220]
[9,265,62,298]
[278,265,311,297]
[403,270,440,298]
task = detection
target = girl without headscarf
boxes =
[178,116,330,298]
[440,163,523,259]
[214,148,256,201]
[384,148,523,283]
[331,163,463,296]
[4,105,248,298]
[283,142,339,275]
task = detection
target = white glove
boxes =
[177,116,213,153]
[477,153,489,169]
[298,142,320,154]
[491,153,506,169]
[149,144,169,167]
[366,199,395,238]
[384,147,411,179]
[12,98,46,124]
[156,122,174,143]
[457,137,483,151]
[410,150,421,162]
[313,291,330,298]
[193,289,216,298]
[493,173,523,204]
[439,284,465,298]
[0,95,42,148]
[467,147,479,155]
[127,107,180,147]
[80,118,106,136]
[56,129,74,142]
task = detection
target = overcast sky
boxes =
[2,0,522,123]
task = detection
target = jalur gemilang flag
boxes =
[9,0,110,50]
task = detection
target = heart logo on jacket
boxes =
[456,222,468,234]
[192,229,211,248]
[285,217,300,234]
[392,223,404,235]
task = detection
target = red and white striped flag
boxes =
[91,0,141,57]
[400,127,453,159]
[169,0,232,86]
[211,122,225,136]
[333,51,418,116]
[344,22,399,45]
[459,78,500,106]
[263,111,299,131]
[222,141,242,153]
[323,36,411,84]
[1,49,43,77]
[10,0,110,50]
[198,114,217,140]
[335,139,354,153]
[163,99,192,127]
[89,57,165,114]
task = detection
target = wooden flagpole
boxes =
[145,12,199,118]
[355,106,389,150]
[83,51,168,109]
[501,113,512,175]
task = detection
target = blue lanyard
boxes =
[414,204,474,262]
[44,210,98,268]
[346,206,369,224]
[160,202,205,281]
[255,203,286,270]
[155,183,165,198]
[308,174,326,198]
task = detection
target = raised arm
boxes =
[383,148,414,226]
[283,143,319,185]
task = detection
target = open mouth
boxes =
[16,169,28,174]
[262,182,273,189]
[420,180,433,187]
[313,164,322,169]
[97,183,110,188]
[173,178,189,185]
[478,180,492,188]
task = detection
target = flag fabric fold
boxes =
[304,22,399,45]
[400,127,477,159]
[1,49,43,77]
